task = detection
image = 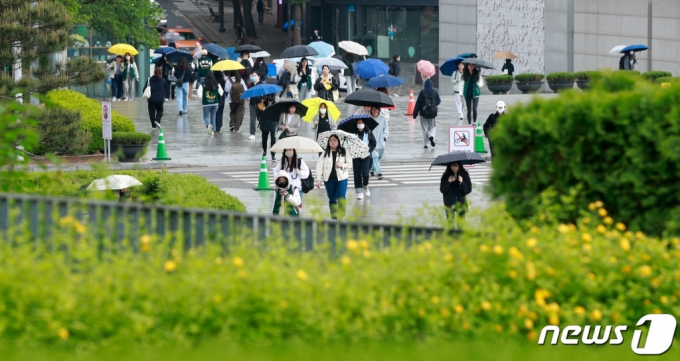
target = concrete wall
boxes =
[651,0,680,74]
[439,0,477,90]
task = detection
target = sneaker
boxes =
[271,154,276,162]
[370,171,375,177]
[112,98,117,102]
[179,111,183,115]
[424,145,428,149]
[230,126,235,132]
[459,117,464,120]
[364,187,370,197]
[429,136,435,147]
[378,173,383,180]
[248,134,255,140]
[165,98,169,101]
[262,151,266,157]
[208,125,213,135]
[357,193,364,200]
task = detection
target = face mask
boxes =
[357,124,365,130]
[125,56,130,60]
[320,109,327,114]
[250,77,258,83]
[276,182,287,189]
[497,107,505,113]
[285,151,294,158]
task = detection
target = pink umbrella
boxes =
[417,60,436,78]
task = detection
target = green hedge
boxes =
[111,132,152,145]
[44,90,136,153]
[546,72,575,82]
[641,71,672,82]
[654,76,680,84]
[514,73,544,82]
[574,71,601,81]
[18,170,246,212]
[490,70,680,236]
[485,75,514,84]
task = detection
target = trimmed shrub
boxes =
[641,71,672,82]
[28,108,92,156]
[111,132,152,145]
[653,76,680,84]
[574,71,601,81]
[514,73,544,82]
[484,75,514,84]
[490,71,680,236]
[44,90,135,153]
[545,72,575,82]
[618,69,640,76]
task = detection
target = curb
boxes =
[27,162,209,173]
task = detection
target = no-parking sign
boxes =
[448,126,475,152]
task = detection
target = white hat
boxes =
[496,101,506,113]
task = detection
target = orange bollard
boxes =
[404,89,415,116]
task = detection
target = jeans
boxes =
[420,117,436,146]
[352,157,371,192]
[147,101,163,128]
[371,148,384,174]
[261,130,276,155]
[324,179,348,220]
[465,96,479,124]
[176,82,189,113]
[112,74,123,99]
[215,101,225,131]
[249,103,258,136]
[202,105,218,128]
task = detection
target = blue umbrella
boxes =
[165,50,193,63]
[203,43,229,59]
[225,47,239,60]
[282,20,303,31]
[354,59,389,79]
[457,53,477,59]
[363,75,404,89]
[309,41,335,58]
[440,57,465,76]
[241,84,283,99]
[154,47,176,55]
[620,44,648,53]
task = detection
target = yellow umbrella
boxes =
[108,44,139,56]
[211,60,245,71]
[302,97,341,122]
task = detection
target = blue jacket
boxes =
[413,78,441,119]
[147,75,166,103]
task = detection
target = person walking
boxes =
[388,54,401,96]
[315,134,352,220]
[247,72,265,140]
[145,67,166,129]
[272,170,302,217]
[106,56,124,101]
[483,100,505,156]
[314,65,339,102]
[501,59,515,76]
[174,57,193,115]
[121,53,139,101]
[158,54,174,100]
[313,103,336,141]
[197,72,224,135]
[451,62,465,120]
[412,77,441,149]
[352,119,376,200]
[368,105,388,180]
[310,29,322,42]
[239,50,254,76]
[278,104,301,138]
[258,94,278,160]
[213,71,227,132]
[253,57,268,80]
[224,70,247,132]
[343,53,355,96]
[197,50,213,86]
[440,161,471,221]
[256,0,265,24]
[461,63,484,126]
[274,148,310,204]
[297,58,312,100]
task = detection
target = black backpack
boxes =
[420,90,438,119]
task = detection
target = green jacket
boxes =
[273,185,300,217]
[122,62,137,80]
[462,76,484,99]
[198,57,213,78]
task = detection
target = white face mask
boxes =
[357,124,365,130]
[285,151,294,158]
[125,56,130,60]
[250,77,258,83]
[497,107,505,113]
[319,108,327,114]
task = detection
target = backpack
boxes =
[420,90,438,119]
[388,62,396,76]
[229,78,244,103]
[298,159,314,194]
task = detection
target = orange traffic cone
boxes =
[404,89,415,116]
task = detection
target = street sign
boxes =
[448,125,475,153]
[102,102,112,140]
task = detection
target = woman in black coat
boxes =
[258,94,278,160]
[440,161,472,219]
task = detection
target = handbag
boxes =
[332,89,339,102]
[168,74,177,82]
[298,160,314,194]
[142,77,152,99]
[278,130,287,139]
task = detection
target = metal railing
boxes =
[0,193,447,250]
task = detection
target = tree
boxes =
[241,0,258,39]
[232,0,244,31]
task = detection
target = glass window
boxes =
[420,6,439,62]
[178,32,197,41]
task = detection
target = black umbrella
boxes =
[280,45,319,59]
[344,89,395,107]
[429,151,486,171]
[262,99,308,121]
[461,58,495,70]
[337,114,379,133]
[234,44,262,53]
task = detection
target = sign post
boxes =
[102,102,112,162]
[448,125,476,168]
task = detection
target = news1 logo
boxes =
[538,314,677,355]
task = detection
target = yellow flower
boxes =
[164,260,177,272]
[582,217,591,224]
[574,306,586,315]
[621,265,632,274]
[341,256,351,265]
[603,217,613,225]
[619,238,631,251]
[596,224,606,233]
[546,267,555,277]
[141,243,151,253]
[346,240,359,252]
[526,238,538,248]
[418,308,426,317]
[215,257,224,265]
[609,256,617,264]
[232,257,244,268]
[57,327,69,340]
[651,278,661,287]
[296,269,308,282]
[638,265,653,277]
[481,301,492,311]
[363,250,372,258]
[213,294,223,303]
[509,247,523,260]
[431,296,440,305]
[652,308,663,315]
[443,253,454,262]
[462,322,471,330]
[661,296,669,304]
[641,254,651,262]
[582,244,592,252]
[549,313,560,325]
[611,312,620,321]
[417,285,425,292]
[495,325,503,332]
[359,240,370,249]
[73,221,86,234]
[141,235,151,244]
[524,318,534,330]
[589,309,602,322]
[595,200,604,208]
[526,262,536,281]
[237,270,248,279]
[424,242,433,250]
[558,224,570,233]
[534,289,551,307]
[440,308,450,317]
[643,299,651,306]
[581,233,592,242]
[493,245,504,255]
[588,203,597,210]
[508,270,518,279]
[568,224,577,232]
[527,331,538,341]
[58,215,74,227]
[635,231,645,239]
[598,208,608,217]
[280,300,289,308]
[479,244,490,252]
[587,273,596,280]
[454,305,464,314]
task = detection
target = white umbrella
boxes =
[313,57,348,71]
[338,41,368,56]
[609,45,627,55]
[250,50,271,58]
[87,175,143,191]
[270,136,324,154]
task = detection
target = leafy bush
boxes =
[111,132,152,145]
[514,73,544,82]
[574,71,601,81]
[617,69,640,76]
[490,71,680,236]
[546,72,575,82]
[485,75,514,84]
[641,71,672,82]
[18,170,246,212]
[0,203,676,347]
[653,76,680,84]
[27,108,92,156]
[44,90,135,153]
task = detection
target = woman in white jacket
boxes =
[274,148,310,203]
[451,62,465,120]
[315,134,352,220]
